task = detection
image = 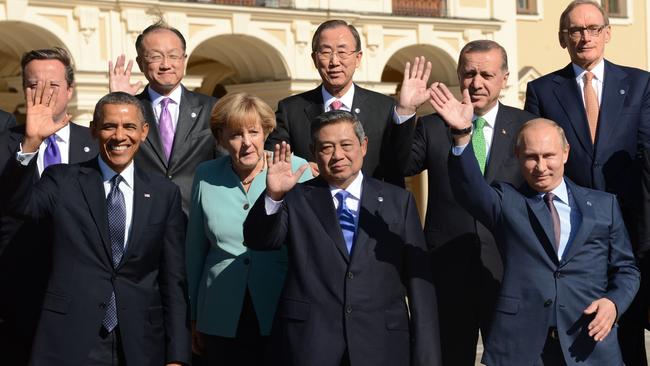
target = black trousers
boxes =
[85,326,125,366]
[201,290,268,366]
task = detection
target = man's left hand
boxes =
[583,298,617,341]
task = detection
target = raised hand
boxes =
[396,56,432,116]
[429,82,474,130]
[584,298,617,341]
[23,81,70,153]
[108,54,143,95]
[266,142,309,201]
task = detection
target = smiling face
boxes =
[516,121,569,193]
[23,59,73,123]
[92,103,149,173]
[457,49,509,116]
[313,120,367,189]
[559,3,610,70]
[311,26,362,98]
[219,118,266,176]
[136,29,186,96]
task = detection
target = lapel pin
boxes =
[586,201,592,206]
[354,108,361,114]
[377,196,383,202]
[619,89,625,95]
[144,193,151,198]
[83,146,90,152]
[191,112,197,118]
[501,129,506,135]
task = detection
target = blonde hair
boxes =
[210,92,276,145]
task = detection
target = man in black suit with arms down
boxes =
[244,111,441,366]
[1,89,190,366]
[265,19,402,186]
[392,40,536,365]
[109,20,218,215]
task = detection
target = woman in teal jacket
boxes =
[186,92,311,365]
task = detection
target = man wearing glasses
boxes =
[265,20,403,186]
[525,1,650,365]
[108,21,218,216]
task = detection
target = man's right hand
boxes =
[108,54,143,95]
[429,82,474,146]
[396,56,432,116]
[266,142,309,201]
[23,81,70,153]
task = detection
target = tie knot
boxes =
[474,117,486,130]
[160,97,172,109]
[47,135,57,143]
[583,71,594,82]
[331,100,343,111]
[111,174,124,188]
[335,190,350,203]
[544,192,555,204]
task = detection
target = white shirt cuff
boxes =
[264,194,283,215]
[16,144,38,166]
[451,143,469,156]
[392,107,416,125]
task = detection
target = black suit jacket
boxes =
[0,109,16,133]
[265,85,403,186]
[243,177,441,366]
[525,61,650,247]
[1,157,190,366]
[135,85,218,214]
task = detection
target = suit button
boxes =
[544,299,553,307]
[168,175,172,179]
[243,203,250,210]
[554,271,562,278]
[347,271,354,280]
[99,303,106,309]
[243,258,250,265]
[345,305,352,314]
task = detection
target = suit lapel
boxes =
[304,178,350,262]
[552,64,593,156]
[79,159,113,267]
[560,181,595,263]
[597,61,628,148]
[118,167,152,270]
[303,87,324,127]
[68,123,96,164]
[352,178,380,261]
[485,103,515,182]
[169,87,204,168]
[138,89,167,168]
[522,185,560,265]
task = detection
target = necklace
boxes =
[240,160,265,185]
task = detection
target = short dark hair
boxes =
[311,110,365,145]
[92,92,145,127]
[559,0,609,33]
[21,47,75,87]
[457,40,508,72]
[311,20,361,53]
[135,19,187,55]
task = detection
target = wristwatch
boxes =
[449,125,473,136]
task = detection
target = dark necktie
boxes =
[103,175,126,332]
[335,190,356,253]
[543,192,561,253]
[43,135,61,168]
[159,98,174,162]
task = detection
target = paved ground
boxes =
[473,330,650,365]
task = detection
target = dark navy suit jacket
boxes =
[449,144,639,366]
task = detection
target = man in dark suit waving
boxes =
[244,111,441,366]
[109,21,218,215]
[524,2,650,363]
[1,89,190,366]
[393,41,535,365]
[431,81,639,365]
[265,20,402,186]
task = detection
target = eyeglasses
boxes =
[561,24,608,39]
[143,53,186,64]
[315,50,358,61]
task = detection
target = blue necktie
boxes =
[43,135,61,168]
[335,190,356,253]
[103,175,126,332]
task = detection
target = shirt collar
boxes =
[572,59,605,82]
[473,102,499,129]
[51,122,71,144]
[97,156,135,190]
[538,178,569,205]
[330,170,363,200]
[322,83,355,111]
[148,84,183,107]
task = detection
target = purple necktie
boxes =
[43,135,61,168]
[159,98,175,161]
[544,192,561,253]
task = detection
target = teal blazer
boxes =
[186,155,311,337]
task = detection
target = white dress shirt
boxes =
[573,60,604,108]
[322,84,355,112]
[148,85,183,131]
